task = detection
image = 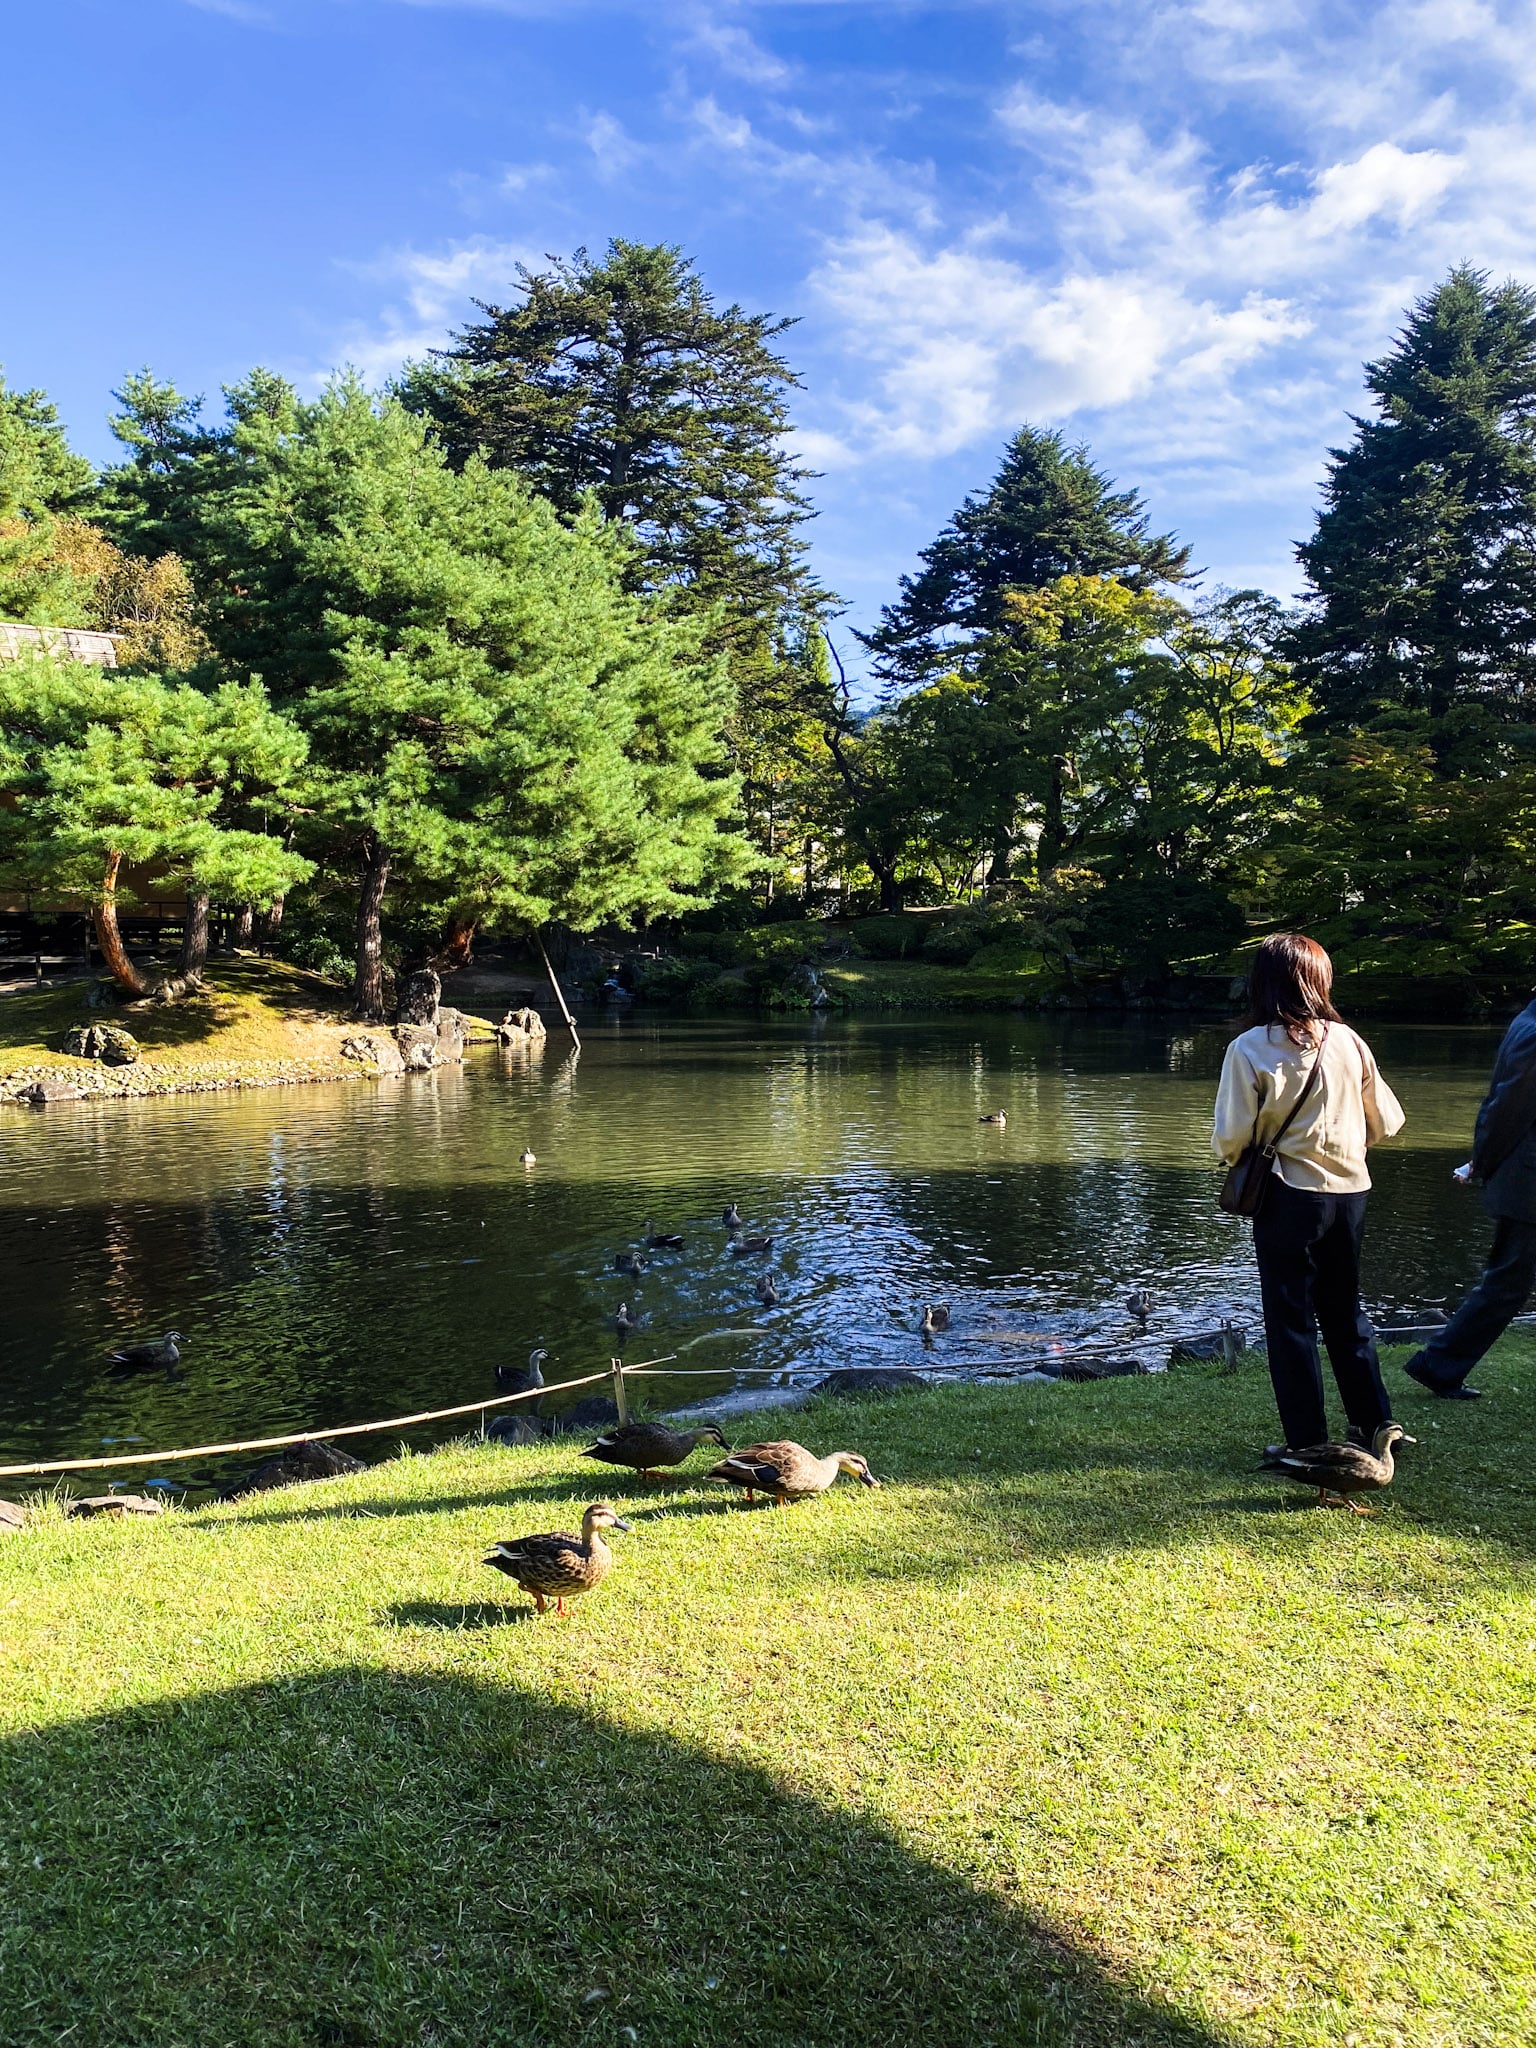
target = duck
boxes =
[730,1233,774,1258]
[755,1270,780,1306]
[704,1440,880,1506]
[107,1330,183,1373]
[519,1148,536,1168]
[979,1111,1008,1126]
[919,1303,951,1338]
[722,1202,743,1229]
[1258,1422,1414,1515]
[642,1219,686,1250]
[614,1301,639,1341]
[614,1249,645,1278]
[1125,1287,1155,1325]
[482,1503,631,1616]
[495,1346,548,1395]
[581,1420,729,1483]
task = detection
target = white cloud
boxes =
[684,9,791,83]
[330,239,533,383]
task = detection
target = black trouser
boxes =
[1407,1215,1536,1388]
[1251,1177,1392,1448]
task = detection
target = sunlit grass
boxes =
[2,1347,1533,2046]
[0,957,353,1076]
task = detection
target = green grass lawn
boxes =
[0,957,354,1078]
[2,1349,1533,2047]
[823,957,1045,1009]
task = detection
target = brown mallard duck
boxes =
[919,1303,950,1338]
[482,1502,631,1616]
[704,1440,880,1506]
[729,1233,774,1257]
[642,1218,686,1250]
[1259,1422,1414,1515]
[582,1420,729,1483]
[107,1330,184,1373]
[979,1110,1008,1126]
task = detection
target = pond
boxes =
[0,1010,1503,1479]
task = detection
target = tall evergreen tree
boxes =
[108,371,752,1018]
[861,426,1191,688]
[398,240,825,659]
[0,372,98,626]
[1294,266,1536,729]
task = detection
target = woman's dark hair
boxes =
[1244,933,1341,1045]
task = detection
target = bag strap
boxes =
[1260,1022,1330,1159]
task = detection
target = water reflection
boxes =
[0,1012,1504,1470]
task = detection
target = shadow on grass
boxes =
[0,1667,1229,2048]
[385,1599,531,1630]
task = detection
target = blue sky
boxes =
[7,1,1533,670]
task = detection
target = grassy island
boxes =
[0,958,363,1100]
[2,1350,1532,2047]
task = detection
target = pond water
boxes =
[0,1010,1503,1480]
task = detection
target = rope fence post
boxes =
[535,931,581,1051]
[611,1356,629,1426]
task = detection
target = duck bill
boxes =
[609,1517,633,1532]
[859,1472,881,1488]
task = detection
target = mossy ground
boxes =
[823,957,1046,1009]
[2,1346,1532,2047]
[0,957,356,1084]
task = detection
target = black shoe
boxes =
[1404,1358,1482,1400]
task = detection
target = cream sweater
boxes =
[1212,1022,1405,1193]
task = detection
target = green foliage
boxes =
[106,370,754,1012]
[0,653,311,915]
[400,240,825,659]
[863,425,1191,687]
[850,912,927,959]
[1295,266,1536,729]
[0,371,98,626]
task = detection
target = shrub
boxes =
[850,914,927,959]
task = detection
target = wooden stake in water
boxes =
[611,1356,629,1426]
[536,931,581,1051]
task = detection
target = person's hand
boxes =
[1453,1161,1474,1184]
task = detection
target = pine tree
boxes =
[110,372,752,1018]
[861,426,1191,688]
[1294,266,1536,728]
[0,372,98,625]
[399,240,825,658]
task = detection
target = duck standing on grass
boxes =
[1259,1422,1414,1515]
[582,1421,729,1484]
[705,1441,879,1506]
[482,1503,631,1616]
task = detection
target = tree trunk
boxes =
[429,913,477,975]
[352,837,391,1020]
[179,891,210,981]
[94,852,153,998]
[260,894,286,950]
[875,859,903,913]
[232,903,255,948]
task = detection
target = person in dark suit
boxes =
[1404,995,1536,1400]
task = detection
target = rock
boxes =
[221,1437,367,1499]
[16,1075,81,1105]
[436,1008,468,1063]
[1059,1354,1146,1381]
[66,1493,165,1518]
[340,1032,405,1075]
[486,1414,544,1447]
[0,1499,24,1533]
[814,1368,929,1398]
[497,1006,547,1043]
[395,1023,441,1071]
[1169,1326,1248,1366]
[62,1022,139,1065]
[396,968,442,1027]
[545,1396,621,1434]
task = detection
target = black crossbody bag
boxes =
[1219,1024,1329,1217]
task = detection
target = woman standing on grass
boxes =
[1213,934,1406,1451]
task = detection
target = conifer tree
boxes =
[109,372,752,1018]
[399,240,824,657]
[862,426,1191,688]
[1294,266,1536,729]
[0,372,98,626]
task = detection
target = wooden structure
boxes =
[0,621,120,668]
